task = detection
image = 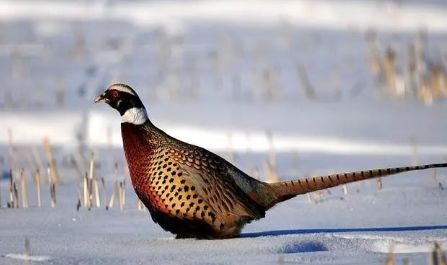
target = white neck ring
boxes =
[121,107,148,125]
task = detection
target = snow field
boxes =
[1,0,447,264]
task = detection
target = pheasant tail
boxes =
[269,163,447,204]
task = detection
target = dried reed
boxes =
[385,245,394,265]
[43,138,60,185]
[34,170,41,207]
[20,169,28,208]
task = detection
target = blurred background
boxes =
[1,0,447,185]
[2,3,447,264]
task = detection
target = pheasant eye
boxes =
[111,90,119,98]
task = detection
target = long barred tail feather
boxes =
[269,163,447,204]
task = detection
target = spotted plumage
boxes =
[95,83,447,239]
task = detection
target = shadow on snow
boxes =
[241,225,447,238]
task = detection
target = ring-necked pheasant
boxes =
[95,83,447,239]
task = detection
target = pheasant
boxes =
[95,83,447,239]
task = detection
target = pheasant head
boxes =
[94,83,148,125]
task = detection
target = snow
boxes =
[1,0,447,33]
[1,0,447,264]
[1,181,447,265]
[1,111,83,146]
[4,254,51,262]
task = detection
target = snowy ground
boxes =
[1,173,447,265]
[1,0,447,264]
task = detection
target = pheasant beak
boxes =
[94,93,107,103]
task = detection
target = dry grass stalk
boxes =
[8,168,19,208]
[8,168,15,208]
[107,180,118,210]
[101,178,108,209]
[431,243,439,265]
[88,152,95,181]
[81,159,95,210]
[20,169,28,208]
[119,181,125,211]
[439,244,447,265]
[76,198,81,211]
[34,170,41,207]
[94,179,100,208]
[76,196,82,212]
[429,65,447,97]
[43,138,60,185]
[408,31,426,95]
[383,47,399,96]
[83,173,89,208]
[47,164,56,207]
[76,190,82,211]
[385,244,394,265]
[46,164,51,184]
[419,65,447,105]
[366,30,381,77]
[367,30,447,104]
[410,31,447,104]
[50,182,56,208]
[441,249,447,265]
[431,242,447,265]
[88,177,93,210]
[13,182,19,208]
